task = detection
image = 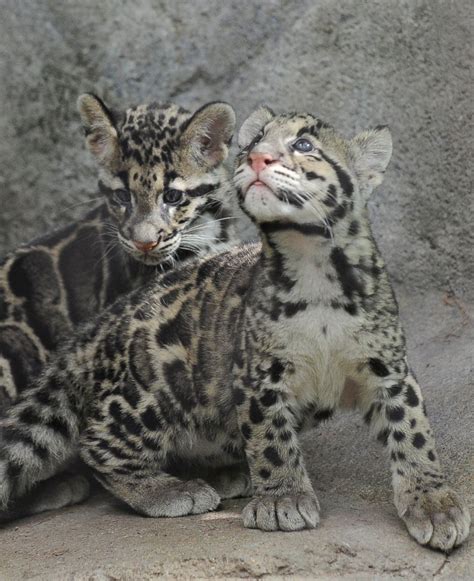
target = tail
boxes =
[0,364,83,510]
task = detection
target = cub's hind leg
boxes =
[202,463,253,500]
[361,367,470,551]
[80,418,221,518]
[0,472,90,522]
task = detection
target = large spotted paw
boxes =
[145,479,221,518]
[242,493,320,532]
[396,485,471,551]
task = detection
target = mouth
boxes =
[120,240,179,265]
[246,178,272,194]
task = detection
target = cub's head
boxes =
[78,94,235,264]
[234,107,392,232]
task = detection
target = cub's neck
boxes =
[257,208,377,306]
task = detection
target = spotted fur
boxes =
[0,109,469,551]
[0,95,237,408]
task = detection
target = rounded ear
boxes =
[238,106,275,149]
[350,126,392,199]
[181,102,236,169]
[77,93,120,168]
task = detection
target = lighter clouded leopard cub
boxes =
[0,108,469,551]
[0,94,236,517]
[0,94,236,409]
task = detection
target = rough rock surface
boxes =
[0,0,472,578]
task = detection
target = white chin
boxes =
[243,185,290,222]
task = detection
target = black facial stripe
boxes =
[306,171,325,181]
[296,127,309,138]
[296,120,331,139]
[200,198,223,215]
[117,171,130,189]
[243,129,264,154]
[261,221,332,238]
[98,180,130,204]
[274,189,310,209]
[319,151,354,198]
[323,184,338,207]
[327,201,348,224]
[273,169,294,178]
[186,183,216,198]
[98,180,113,195]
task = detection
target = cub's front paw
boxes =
[150,479,221,518]
[396,485,471,551]
[242,493,320,532]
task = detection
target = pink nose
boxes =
[133,240,158,253]
[248,152,277,173]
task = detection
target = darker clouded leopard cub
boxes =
[0,108,469,551]
[0,94,236,409]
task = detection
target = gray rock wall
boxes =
[0,0,472,300]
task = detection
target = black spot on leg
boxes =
[272,415,287,429]
[387,383,403,397]
[233,387,246,406]
[348,220,360,236]
[427,450,436,462]
[122,411,142,436]
[364,404,375,425]
[260,389,278,407]
[412,432,426,448]
[279,430,292,442]
[404,385,419,407]
[45,416,71,439]
[249,397,264,424]
[19,407,42,425]
[393,430,405,442]
[259,468,271,479]
[343,303,358,316]
[122,381,140,409]
[369,358,389,377]
[410,419,416,428]
[265,429,274,441]
[263,446,284,467]
[241,423,252,440]
[386,406,405,422]
[377,428,390,446]
[163,359,195,412]
[314,409,333,422]
[140,406,161,431]
[269,359,285,383]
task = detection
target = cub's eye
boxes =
[112,189,131,206]
[292,138,314,153]
[163,189,184,205]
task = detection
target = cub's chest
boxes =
[270,305,365,408]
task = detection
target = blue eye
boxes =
[163,189,184,205]
[292,138,313,153]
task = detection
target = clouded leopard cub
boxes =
[0,94,236,409]
[0,108,469,550]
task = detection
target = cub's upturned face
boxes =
[234,107,392,229]
[78,95,235,264]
